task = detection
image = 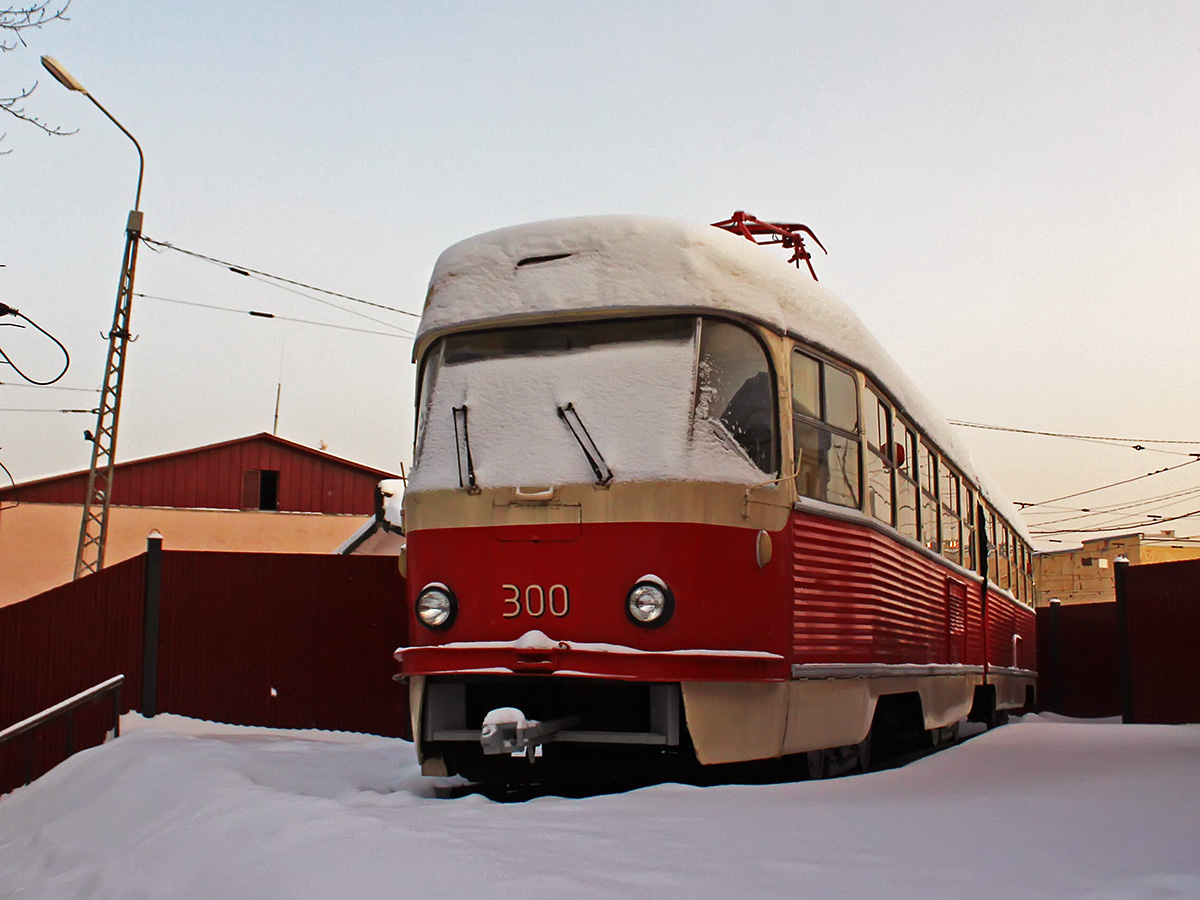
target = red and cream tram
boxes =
[395,213,1036,782]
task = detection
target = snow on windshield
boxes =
[407,317,772,492]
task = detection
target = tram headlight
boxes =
[626,577,674,628]
[415,583,457,630]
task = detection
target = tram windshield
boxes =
[409,316,778,491]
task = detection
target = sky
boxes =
[2,713,1199,898]
[3,2,1199,548]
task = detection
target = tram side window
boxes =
[895,419,919,542]
[1027,544,1035,601]
[986,512,1002,587]
[1014,537,1026,601]
[940,465,962,566]
[1016,535,1025,600]
[940,465,960,564]
[918,441,939,551]
[997,524,1012,593]
[865,389,894,525]
[696,319,778,476]
[963,486,977,571]
[790,350,861,508]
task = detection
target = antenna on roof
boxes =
[711,210,827,281]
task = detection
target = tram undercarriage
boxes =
[411,670,1033,786]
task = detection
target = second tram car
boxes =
[395,213,1036,782]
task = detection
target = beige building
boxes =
[1033,531,1200,606]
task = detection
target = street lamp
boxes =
[41,55,146,579]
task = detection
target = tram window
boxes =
[941,506,961,565]
[792,353,820,420]
[940,466,962,565]
[865,389,894,525]
[986,512,999,582]
[873,403,889,455]
[895,420,919,541]
[1012,534,1021,598]
[996,524,1011,592]
[441,316,693,364]
[413,343,444,465]
[919,441,939,551]
[791,350,861,509]
[825,366,859,434]
[1013,538,1024,601]
[697,319,778,476]
[963,486,977,571]
[940,466,959,516]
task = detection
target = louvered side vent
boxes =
[792,511,952,665]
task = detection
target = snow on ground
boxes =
[2,714,1198,899]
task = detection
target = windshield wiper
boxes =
[452,405,478,491]
[557,402,613,486]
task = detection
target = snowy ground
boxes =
[1,714,1198,900]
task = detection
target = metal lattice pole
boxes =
[74,211,143,578]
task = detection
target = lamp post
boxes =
[41,55,146,579]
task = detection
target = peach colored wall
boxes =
[1034,534,1200,606]
[0,504,372,607]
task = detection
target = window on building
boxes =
[790,349,861,508]
[242,469,280,511]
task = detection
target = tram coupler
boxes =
[479,708,582,757]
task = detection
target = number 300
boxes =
[502,584,569,618]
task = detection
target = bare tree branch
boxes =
[2,79,78,135]
[0,2,74,151]
[1,1,71,52]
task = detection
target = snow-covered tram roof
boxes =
[418,215,1028,541]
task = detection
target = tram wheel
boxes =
[805,749,828,781]
[855,733,873,773]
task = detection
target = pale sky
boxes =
[3,2,1199,549]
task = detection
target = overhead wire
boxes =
[0,454,15,511]
[949,419,1200,447]
[136,293,414,339]
[1026,484,1200,528]
[0,407,96,413]
[140,236,422,319]
[233,272,411,333]
[0,303,71,385]
[0,381,99,393]
[1016,457,1200,510]
[1031,505,1200,536]
[951,418,1200,539]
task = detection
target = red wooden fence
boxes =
[1036,601,1120,718]
[1,550,407,795]
[0,556,146,794]
[155,551,408,734]
[1037,558,1200,723]
[1123,558,1200,725]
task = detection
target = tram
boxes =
[395,212,1036,782]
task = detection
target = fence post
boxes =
[141,531,163,718]
[112,679,122,738]
[1113,558,1133,724]
[1047,598,1061,713]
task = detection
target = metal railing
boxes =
[0,674,125,789]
